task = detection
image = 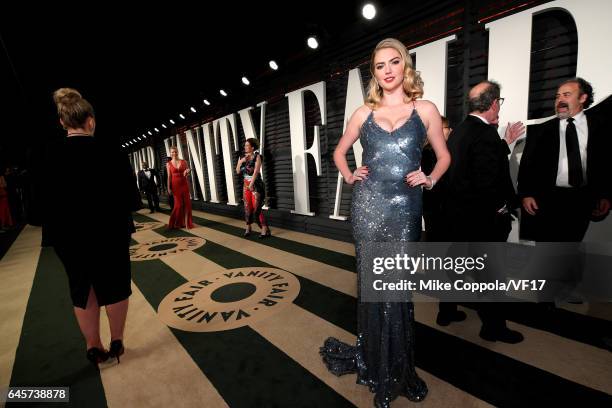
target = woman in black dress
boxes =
[44,88,140,364]
[235,138,270,238]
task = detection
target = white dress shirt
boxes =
[469,114,489,125]
[556,110,588,187]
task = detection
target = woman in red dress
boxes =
[0,173,14,230]
[167,146,194,229]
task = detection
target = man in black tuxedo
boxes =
[442,80,525,344]
[518,77,611,242]
[137,161,161,213]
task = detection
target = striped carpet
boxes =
[1,208,611,407]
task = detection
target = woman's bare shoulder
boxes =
[355,104,372,118]
[351,104,372,127]
[415,99,442,122]
[415,99,440,113]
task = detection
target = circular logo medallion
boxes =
[134,221,165,232]
[129,237,206,261]
[158,267,300,332]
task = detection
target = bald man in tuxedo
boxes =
[443,80,525,344]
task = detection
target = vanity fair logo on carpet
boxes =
[134,221,165,232]
[129,237,206,261]
[158,267,300,332]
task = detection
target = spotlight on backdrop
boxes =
[242,76,250,86]
[307,36,319,49]
[269,60,278,70]
[362,4,376,20]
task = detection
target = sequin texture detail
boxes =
[320,108,428,406]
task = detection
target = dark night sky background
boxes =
[0,1,401,167]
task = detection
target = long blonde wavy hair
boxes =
[366,38,424,109]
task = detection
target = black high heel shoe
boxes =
[86,347,109,365]
[108,339,125,363]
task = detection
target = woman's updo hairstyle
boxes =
[53,88,95,129]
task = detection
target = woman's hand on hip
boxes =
[405,170,427,187]
[347,166,368,184]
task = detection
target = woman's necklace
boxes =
[67,132,92,137]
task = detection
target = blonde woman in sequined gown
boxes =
[320,38,450,407]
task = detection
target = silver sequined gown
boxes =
[320,108,428,406]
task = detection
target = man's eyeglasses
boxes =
[497,97,505,106]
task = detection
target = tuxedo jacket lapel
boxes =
[542,118,561,185]
[548,118,560,165]
[585,113,596,177]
